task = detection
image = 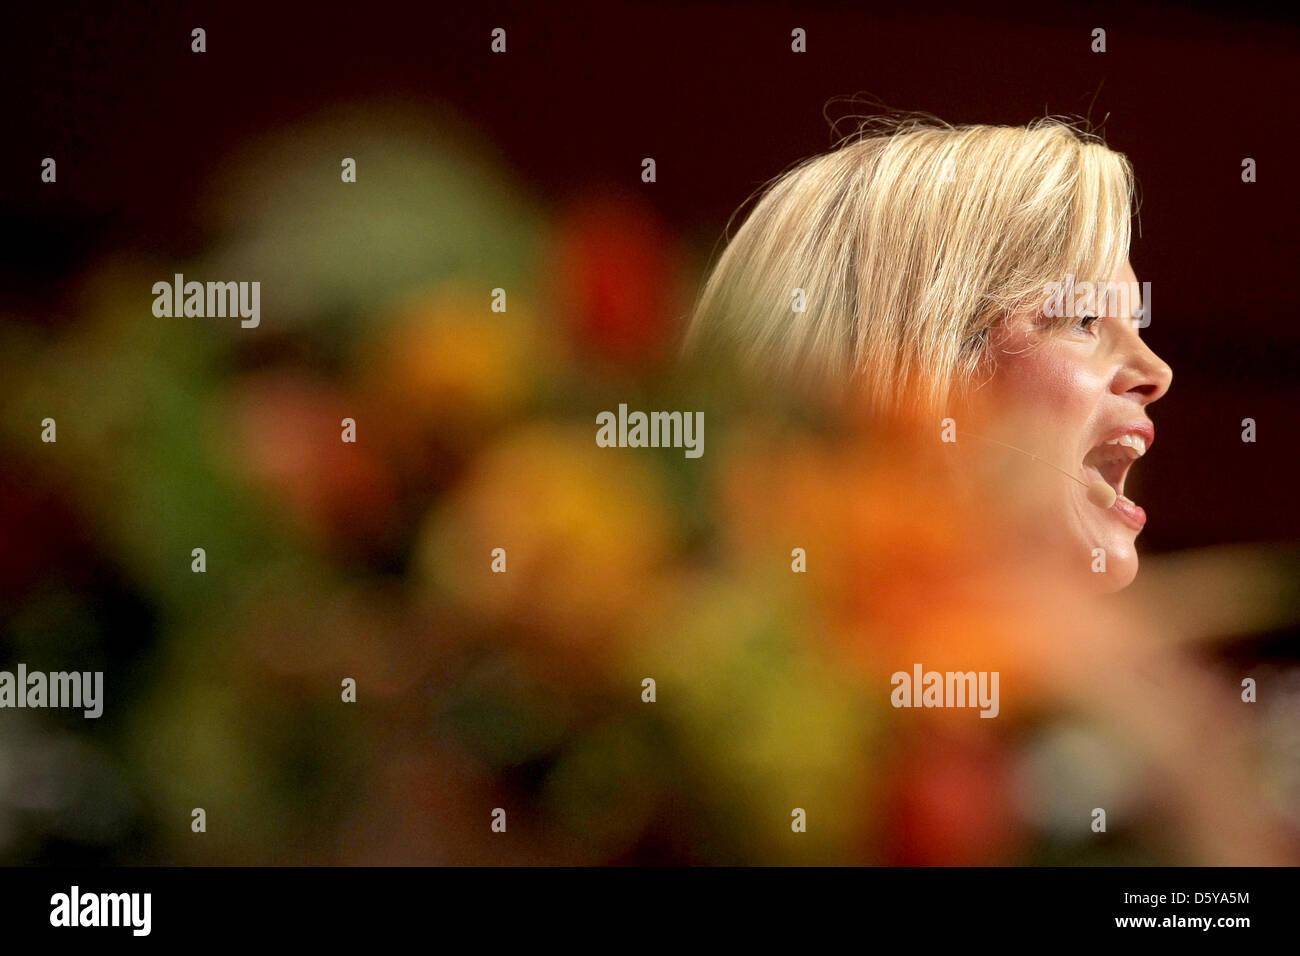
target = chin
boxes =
[1090,540,1138,591]
[1097,561,1137,591]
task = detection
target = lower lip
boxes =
[1110,496,1147,531]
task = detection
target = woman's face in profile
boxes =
[986,260,1173,588]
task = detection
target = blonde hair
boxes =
[685,115,1136,419]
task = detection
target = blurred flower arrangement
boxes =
[1,104,1297,866]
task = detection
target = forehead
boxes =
[1101,260,1141,319]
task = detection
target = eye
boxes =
[1073,313,1102,335]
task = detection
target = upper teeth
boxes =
[1103,434,1147,456]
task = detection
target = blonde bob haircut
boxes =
[685,115,1136,419]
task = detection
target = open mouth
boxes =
[1082,430,1150,529]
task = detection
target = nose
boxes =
[1113,333,1173,404]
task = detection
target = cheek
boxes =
[991,341,1103,440]
[986,337,1138,589]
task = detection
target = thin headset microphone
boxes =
[965,432,1118,509]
